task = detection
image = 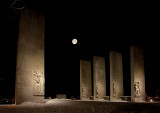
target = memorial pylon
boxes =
[130,45,145,102]
[80,60,92,100]
[15,9,45,104]
[93,56,106,100]
[110,51,124,101]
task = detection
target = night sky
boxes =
[3,1,160,99]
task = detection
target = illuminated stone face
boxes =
[130,45,145,102]
[80,60,92,100]
[15,9,45,104]
[110,51,123,101]
[93,56,106,100]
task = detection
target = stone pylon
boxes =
[15,9,45,104]
[110,51,124,101]
[80,60,92,100]
[93,56,106,100]
[130,45,145,102]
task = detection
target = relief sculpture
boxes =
[33,71,44,95]
[134,82,140,97]
[113,83,116,98]
[96,84,99,98]
[82,85,85,98]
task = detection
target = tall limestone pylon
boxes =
[130,45,145,102]
[80,60,92,100]
[93,56,106,100]
[15,9,45,104]
[110,51,124,101]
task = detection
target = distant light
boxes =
[72,39,78,44]
[149,98,154,102]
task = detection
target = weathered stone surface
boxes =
[93,56,106,100]
[15,9,45,104]
[80,60,92,100]
[130,45,145,102]
[110,51,123,100]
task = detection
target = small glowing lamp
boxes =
[149,98,153,102]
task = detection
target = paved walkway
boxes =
[0,99,160,113]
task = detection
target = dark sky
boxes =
[3,1,160,99]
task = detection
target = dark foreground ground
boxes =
[0,99,160,113]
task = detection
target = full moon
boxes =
[72,39,78,44]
